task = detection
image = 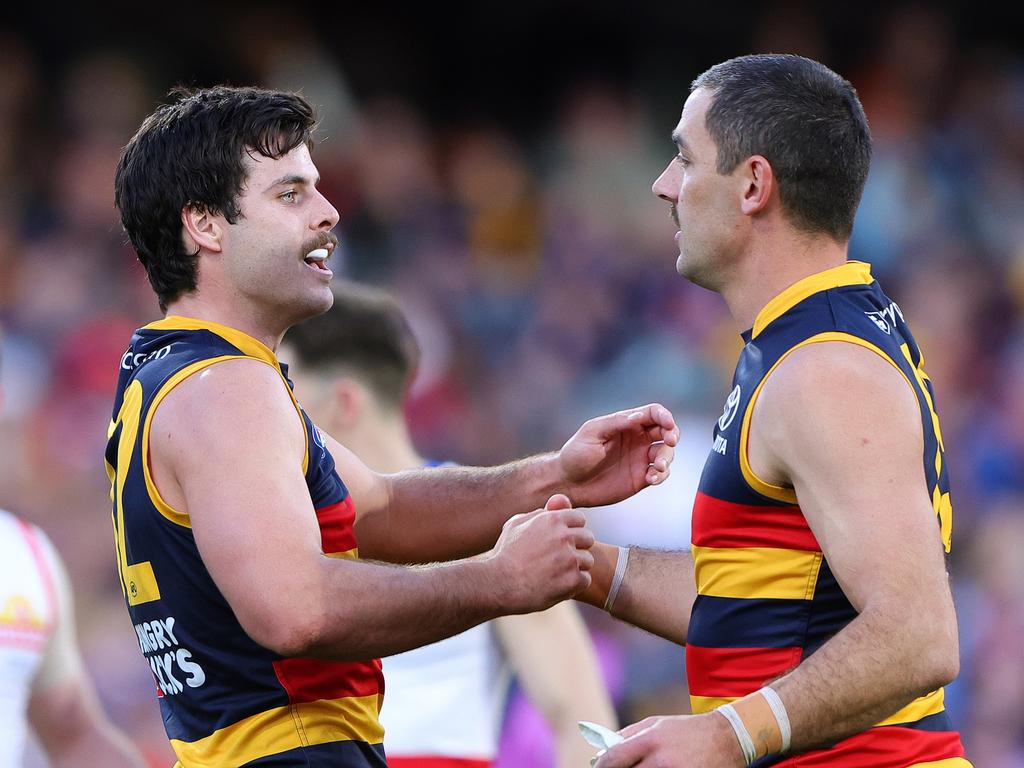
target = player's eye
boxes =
[280,190,297,203]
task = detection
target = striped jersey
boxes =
[104,316,386,768]
[0,510,58,765]
[687,262,970,767]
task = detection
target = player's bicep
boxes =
[152,359,326,643]
[755,343,948,612]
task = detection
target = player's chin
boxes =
[313,283,335,309]
[290,286,335,322]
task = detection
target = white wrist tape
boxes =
[602,546,629,612]
[761,686,792,754]
[717,703,757,765]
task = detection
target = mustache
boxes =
[301,231,339,255]
[670,204,679,229]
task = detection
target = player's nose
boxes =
[652,164,678,203]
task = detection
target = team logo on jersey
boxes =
[121,344,172,370]
[865,302,905,335]
[313,426,327,452]
[718,385,742,432]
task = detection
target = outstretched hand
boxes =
[558,403,679,508]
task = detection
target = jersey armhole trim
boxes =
[16,518,58,630]
[142,356,310,528]
[739,331,918,504]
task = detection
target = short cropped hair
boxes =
[284,282,421,410]
[114,86,317,311]
[692,54,872,241]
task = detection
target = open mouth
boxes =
[303,247,333,274]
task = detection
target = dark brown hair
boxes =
[693,54,872,241]
[115,86,317,311]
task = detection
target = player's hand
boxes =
[558,403,679,507]
[489,494,594,613]
[593,713,745,768]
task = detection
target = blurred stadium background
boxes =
[2,2,1023,765]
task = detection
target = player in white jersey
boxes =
[283,282,617,768]
[0,509,144,767]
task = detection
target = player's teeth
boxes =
[306,248,329,261]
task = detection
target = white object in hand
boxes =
[578,720,625,750]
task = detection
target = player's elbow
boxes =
[238,599,330,657]
[919,626,960,690]
[907,604,961,691]
[262,619,324,657]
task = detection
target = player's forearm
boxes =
[30,685,145,768]
[357,455,561,562]
[48,729,146,768]
[577,544,694,645]
[292,556,508,660]
[550,670,618,768]
[771,599,959,754]
[497,606,617,768]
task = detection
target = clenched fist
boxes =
[487,494,595,614]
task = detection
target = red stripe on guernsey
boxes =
[691,492,820,551]
[316,496,357,554]
[273,657,384,704]
[686,645,802,698]
[388,759,491,768]
[773,725,966,767]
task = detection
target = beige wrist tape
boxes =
[716,686,791,765]
[602,546,629,612]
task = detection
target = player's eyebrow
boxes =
[264,174,320,192]
[671,131,691,155]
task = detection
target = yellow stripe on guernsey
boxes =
[138,317,311,527]
[750,261,873,340]
[169,694,384,768]
[326,549,359,560]
[739,332,920,505]
[692,545,822,600]
[910,760,973,767]
[692,688,946,727]
[875,688,946,727]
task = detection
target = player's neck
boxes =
[721,233,849,335]
[164,294,285,353]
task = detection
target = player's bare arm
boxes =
[149,358,594,660]
[595,341,960,768]
[339,404,680,563]
[748,340,959,748]
[27,537,145,767]
[576,543,695,646]
[496,603,617,768]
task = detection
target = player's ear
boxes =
[330,378,366,431]
[739,155,774,216]
[181,204,224,254]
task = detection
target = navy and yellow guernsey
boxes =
[688,262,970,767]
[104,316,386,768]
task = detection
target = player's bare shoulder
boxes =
[749,341,925,485]
[148,357,306,504]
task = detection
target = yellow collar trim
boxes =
[144,316,278,366]
[751,261,873,340]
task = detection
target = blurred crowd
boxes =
[1,3,1023,766]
